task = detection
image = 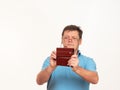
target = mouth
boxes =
[64,44,74,48]
[67,44,74,46]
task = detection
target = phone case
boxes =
[56,48,74,66]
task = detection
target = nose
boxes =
[68,37,72,42]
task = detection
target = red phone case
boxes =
[56,48,74,66]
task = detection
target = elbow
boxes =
[92,79,98,84]
[36,77,44,85]
[91,76,99,84]
[36,79,44,85]
[36,79,41,85]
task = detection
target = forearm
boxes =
[36,66,55,85]
[73,66,99,84]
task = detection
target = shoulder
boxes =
[80,54,94,61]
[79,54,97,71]
[42,56,50,70]
[78,51,94,61]
[79,54,96,65]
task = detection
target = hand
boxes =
[50,51,57,69]
[68,54,79,68]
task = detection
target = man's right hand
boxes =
[50,51,57,69]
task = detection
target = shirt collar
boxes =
[77,50,81,56]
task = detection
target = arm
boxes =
[68,54,99,84]
[36,65,55,85]
[36,51,57,85]
[72,66,99,84]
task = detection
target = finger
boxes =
[68,59,74,67]
[71,54,77,58]
[51,52,56,60]
[52,50,56,54]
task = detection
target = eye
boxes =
[63,36,69,40]
[64,37,68,39]
[72,37,77,40]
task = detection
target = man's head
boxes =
[61,25,83,53]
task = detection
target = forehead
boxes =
[63,30,79,36]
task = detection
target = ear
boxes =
[79,39,82,45]
[61,37,63,44]
[61,41,63,44]
[60,40,64,47]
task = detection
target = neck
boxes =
[74,49,78,55]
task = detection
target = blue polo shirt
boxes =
[42,51,97,90]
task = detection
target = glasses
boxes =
[62,36,79,41]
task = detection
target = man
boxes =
[36,25,99,90]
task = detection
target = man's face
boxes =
[62,30,82,51]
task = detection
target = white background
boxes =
[0,0,120,90]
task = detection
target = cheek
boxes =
[74,42,80,48]
[63,42,67,46]
[61,41,66,46]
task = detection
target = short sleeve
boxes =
[42,57,50,70]
[85,58,97,72]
